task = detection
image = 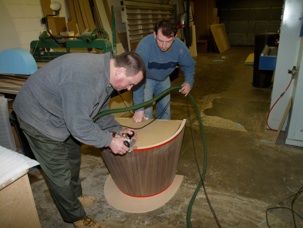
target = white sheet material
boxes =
[0,97,16,150]
[0,145,39,189]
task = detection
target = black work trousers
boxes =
[17,116,86,223]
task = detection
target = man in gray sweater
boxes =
[13,52,145,228]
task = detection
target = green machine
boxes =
[30,27,113,62]
[30,5,118,62]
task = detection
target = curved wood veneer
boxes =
[101,118,186,197]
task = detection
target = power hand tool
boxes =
[112,131,136,152]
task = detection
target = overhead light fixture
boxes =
[50,2,61,16]
[41,2,62,30]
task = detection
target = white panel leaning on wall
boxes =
[0,97,16,151]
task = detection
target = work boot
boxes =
[78,195,96,207]
[73,215,106,228]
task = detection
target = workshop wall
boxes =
[0,0,44,51]
[0,0,73,52]
[0,0,178,53]
[216,0,284,46]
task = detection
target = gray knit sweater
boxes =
[13,52,121,148]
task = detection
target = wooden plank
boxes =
[83,0,96,31]
[92,2,103,28]
[79,0,90,30]
[102,0,112,28]
[40,0,52,16]
[213,8,219,24]
[94,0,125,54]
[74,0,86,34]
[189,24,197,57]
[67,0,79,34]
[210,24,230,53]
[94,0,112,41]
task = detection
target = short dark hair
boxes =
[154,19,178,38]
[114,52,146,77]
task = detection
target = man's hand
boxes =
[109,137,130,155]
[179,83,191,96]
[133,111,145,122]
[109,129,137,154]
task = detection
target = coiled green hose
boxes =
[93,85,207,227]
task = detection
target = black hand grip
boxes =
[124,141,130,147]
[127,131,135,139]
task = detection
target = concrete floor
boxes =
[28,47,303,227]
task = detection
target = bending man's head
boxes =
[110,52,146,91]
[154,19,178,52]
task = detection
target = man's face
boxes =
[112,68,143,91]
[154,29,175,52]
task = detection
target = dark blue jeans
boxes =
[144,77,171,120]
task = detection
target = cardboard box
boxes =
[0,174,41,227]
[47,17,67,35]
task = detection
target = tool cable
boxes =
[266,75,294,130]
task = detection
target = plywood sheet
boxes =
[115,118,183,148]
[210,24,230,53]
[104,174,183,213]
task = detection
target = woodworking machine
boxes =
[30,27,113,62]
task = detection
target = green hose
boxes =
[93,86,183,121]
[93,85,207,227]
[186,91,208,228]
